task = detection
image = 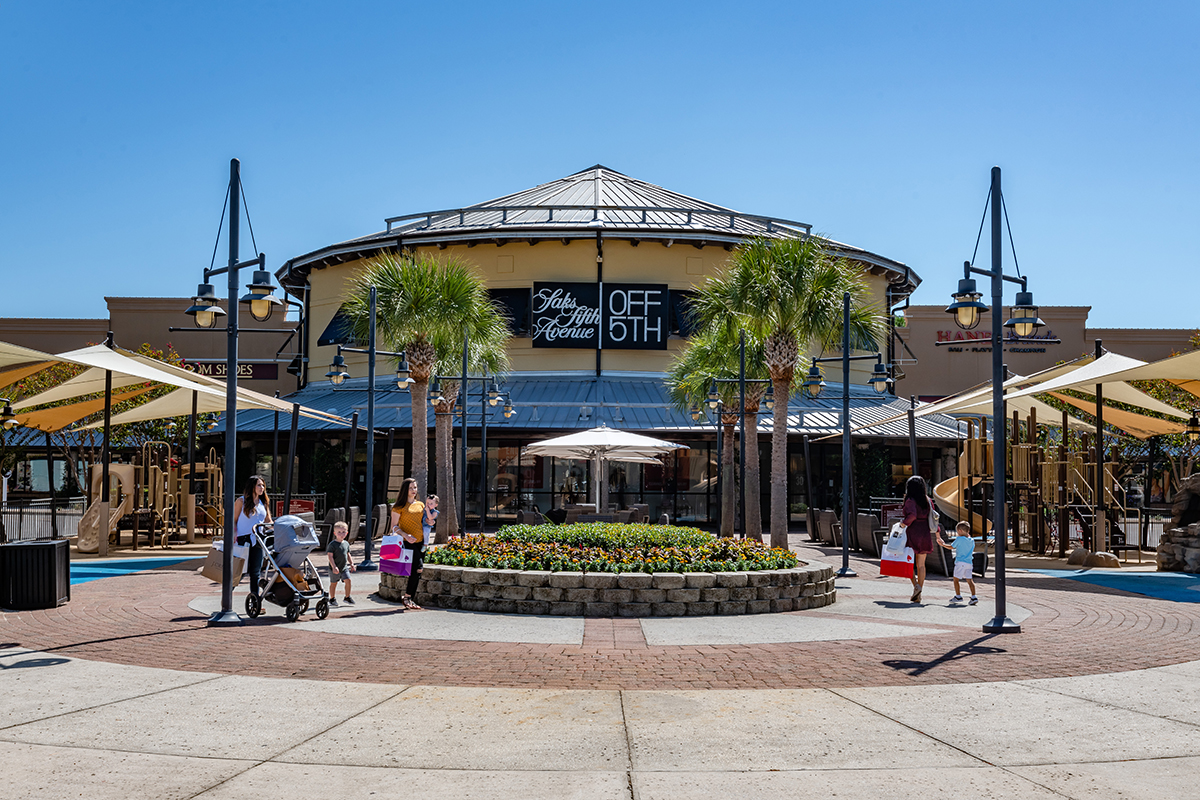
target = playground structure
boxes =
[76,443,224,553]
[933,408,1142,561]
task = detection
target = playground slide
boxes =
[933,475,991,537]
[76,495,132,553]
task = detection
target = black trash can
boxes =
[0,539,71,610]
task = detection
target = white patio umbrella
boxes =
[524,424,688,508]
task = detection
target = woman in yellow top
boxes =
[390,477,425,609]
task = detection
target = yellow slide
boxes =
[933,475,991,537]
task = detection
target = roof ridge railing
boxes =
[384,204,812,235]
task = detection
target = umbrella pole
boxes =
[186,391,197,544]
[99,334,113,558]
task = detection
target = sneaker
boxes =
[344,596,355,605]
[911,588,922,603]
[969,596,979,605]
[951,595,964,603]
[329,598,339,607]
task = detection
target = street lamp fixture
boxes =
[1,400,19,431]
[326,355,349,386]
[764,384,775,411]
[1004,290,1044,338]
[429,379,443,403]
[395,357,411,389]
[690,404,702,422]
[185,283,226,329]
[800,364,825,399]
[239,269,283,322]
[707,379,720,410]
[1187,411,1200,443]
[945,269,987,330]
[488,380,501,406]
[502,395,515,419]
[869,361,892,394]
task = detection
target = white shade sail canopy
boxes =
[0,341,58,371]
[13,345,224,409]
[83,386,350,429]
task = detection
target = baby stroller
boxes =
[245,514,330,622]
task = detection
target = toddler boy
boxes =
[938,521,979,605]
[423,495,439,542]
[325,521,356,606]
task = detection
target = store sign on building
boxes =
[183,361,279,380]
[532,282,669,350]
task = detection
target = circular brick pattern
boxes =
[379,563,836,616]
[4,549,1200,690]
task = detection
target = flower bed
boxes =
[426,523,800,574]
[380,523,834,617]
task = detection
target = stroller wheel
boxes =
[245,593,262,618]
[300,598,310,615]
[285,601,302,622]
[315,598,329,620]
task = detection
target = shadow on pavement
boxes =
[882,634,1008,676]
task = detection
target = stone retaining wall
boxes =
[378,562,836,616]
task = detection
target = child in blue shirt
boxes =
[938,521,979,605]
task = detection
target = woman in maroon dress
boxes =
[901,475,936,603]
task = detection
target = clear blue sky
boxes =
[2,1,1197,329]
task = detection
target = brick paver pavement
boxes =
[3,547,1198,690]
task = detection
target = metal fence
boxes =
[1,497,86,542]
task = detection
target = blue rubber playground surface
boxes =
[1027,568,1200,603]
[70,557,200,586]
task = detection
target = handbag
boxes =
[379,533,403,561]
[880,545,915,579]
[200,541,249,585]
[380,547,414,577]
[883,523,908,555]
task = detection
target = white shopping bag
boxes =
[883,522,908,555]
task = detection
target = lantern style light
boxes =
[1004,290,1045,338]
[429,379,443,405]
[707,379,720,410]
[869,361,892,394]
[185,283,226,329]
[1187,411,1200,443]
[1,401,19,431]
[800,364,825,399]
[764,383,775,411]
[503,397,515,418]
[690,404,701,422]
[945,276,988,331]
[488,380,501,406]
[395,357,411,389]
[239,269,283,322]
[326,354,349,386]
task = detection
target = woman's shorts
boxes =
[953,562,974,580]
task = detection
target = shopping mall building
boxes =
[243,165,964,527]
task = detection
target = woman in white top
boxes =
[233,476,272,596]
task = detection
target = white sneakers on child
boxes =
[951,595,964,602]
[968,596,979,605]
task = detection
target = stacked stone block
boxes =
[378,562,836,615]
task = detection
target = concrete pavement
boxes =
[1,644,1197,799]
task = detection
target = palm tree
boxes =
[692,236,884,549]
[344,252,510,504]
[429,325,510,542]
[668,326,769,538]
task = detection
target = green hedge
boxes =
[426,523,799,573]
[495,522,713,549]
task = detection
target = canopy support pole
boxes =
[99,330,113,558]
[344,411,358,513]
[283,403,299,514]
[45,432,56,538]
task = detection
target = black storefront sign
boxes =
[531,283,601,348]
[183,361,279,381]
[532,282,668,350]
[602,283,668,350]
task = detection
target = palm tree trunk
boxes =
[743,399,763,541]
[434,407,456,541]
[721,418,736,538]
[770,376,791,548]
[410,378,429,500]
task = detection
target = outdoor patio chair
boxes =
[857,513,883,557]
[346,506,360,543]
[629,504,650,523]
[817,510,838,545]
[517,510,548,525]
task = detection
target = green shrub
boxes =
[496,522,713,549]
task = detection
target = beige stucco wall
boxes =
[305,240,894,386]
[895,305,1197,399]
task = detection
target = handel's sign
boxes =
[532,282,668,350]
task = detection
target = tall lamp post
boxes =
[944,166,1043,635]
[326,286,411,570]
[184,158,283,627]
[801,292,893,579]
